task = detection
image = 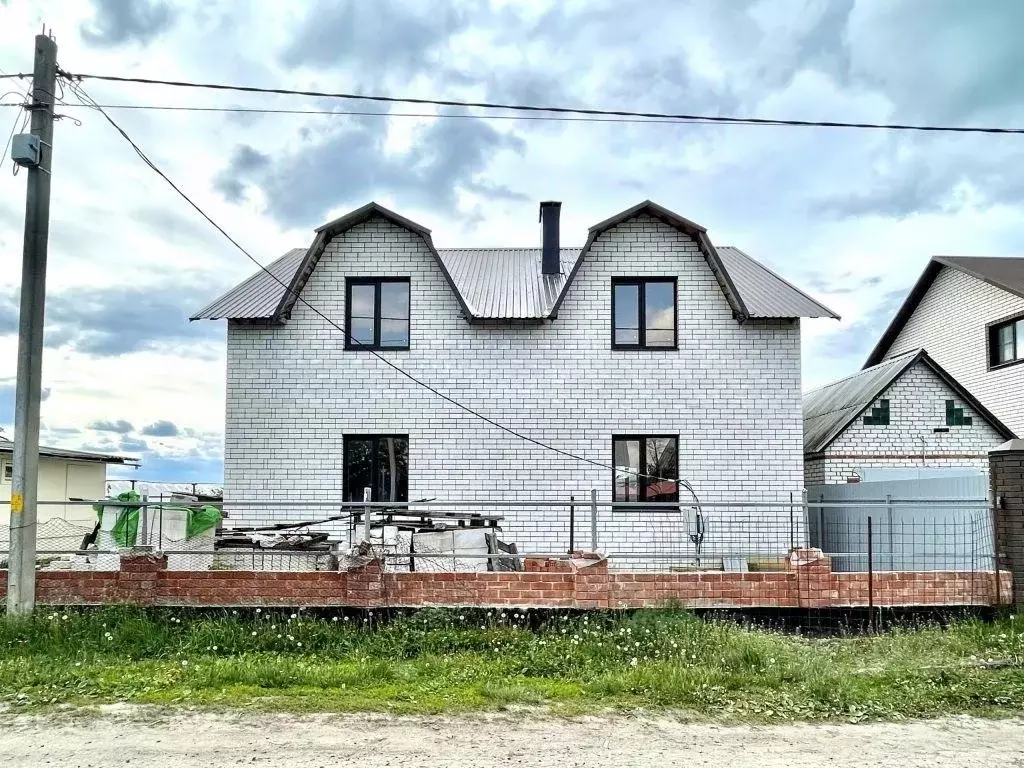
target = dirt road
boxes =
[0,709,1022,767]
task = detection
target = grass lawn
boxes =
[1,607,1023,721]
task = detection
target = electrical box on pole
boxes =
[11,134,41,167]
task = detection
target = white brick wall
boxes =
[886,266,1024,436]
[223,213,804,560]
[805,359,1006,485]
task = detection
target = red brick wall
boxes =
[0,550,1011,608]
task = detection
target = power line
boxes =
[61,70,1024,135]
[63,79,701,505]
[0,101,761,126]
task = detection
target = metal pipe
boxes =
[868,515,875,633]
[568,495,575,553]
[590,489,598,551]
[362,487,371,543]
[2,498,993,509]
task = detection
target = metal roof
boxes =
[438,248,580,319]
[191,200,837,324]
[804,349,1015,454]
[190,248,305,321]
[0,438,136,465]
[716,247,839,319]
[864,255,1024,367]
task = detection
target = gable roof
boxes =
[191,200,837,323]
[864,256,1024,367]
[0,438,137,465]
[191,248,305,321]
[804,348,1016,454]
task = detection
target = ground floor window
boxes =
[343,435,408,503]
[612,435,679,503]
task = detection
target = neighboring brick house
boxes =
[193,200,836,557]
[804,349,1015,486]
[865,256,1024,436]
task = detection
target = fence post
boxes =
[885,492,894,571]
[569,495,575,553]
[157,502,163,553]
[867,515,875,633]
[590,488,598,551]
[362,486,371,543]
[992,500,1002,607]
[139,494,149,547]
[818,494,825,550]
[789,491,795,551]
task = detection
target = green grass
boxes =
[1,607,1023,721]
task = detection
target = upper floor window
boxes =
[346,278,410,350]
[989,314,1024,368]
[612,278,677,349]
[613,435,679,503]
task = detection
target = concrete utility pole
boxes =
[8,33,58,615]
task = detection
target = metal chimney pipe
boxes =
[539,201,561,275]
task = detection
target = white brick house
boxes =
[865,256,1024,436]
[804,349,1014,486]
[193,200,836,558]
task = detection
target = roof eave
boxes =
[863,259,944,368]
[721,246,840,320]
[549,200,749,321]
[274,203,475,325]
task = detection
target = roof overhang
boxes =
[548,200,749,321]
[272,202,474,324]
[865,256,1024,368]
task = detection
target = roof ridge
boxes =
[804,348,921,396]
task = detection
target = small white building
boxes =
[865,256,1024,436]
[0,438,134,526]
[803,349,1015,486]
[193,200,837,557]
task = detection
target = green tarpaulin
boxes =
[94,492,221,547]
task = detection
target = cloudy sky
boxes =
[1,0,1023,482]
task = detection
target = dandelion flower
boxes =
[255,608,261,614]
[251,631,257,636]
[630,657,638,667]
[297,641,303,647]
[181,660,189,667]
[212,646,218,651]
[290,613,297,620]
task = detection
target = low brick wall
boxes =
[0,550,1011,609]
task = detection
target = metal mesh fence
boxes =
[0,495,1002,586]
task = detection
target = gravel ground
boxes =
[0,709,1022,767]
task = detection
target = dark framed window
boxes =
[612,435,679,503]
[611,278,677,349]
[863,399,890,426]
[343,435,409,503]
[345,277,410,350]
[988,314,1024,369]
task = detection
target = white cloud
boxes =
[1,0,1022,479]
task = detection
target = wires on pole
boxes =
[60,70,1024,135]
